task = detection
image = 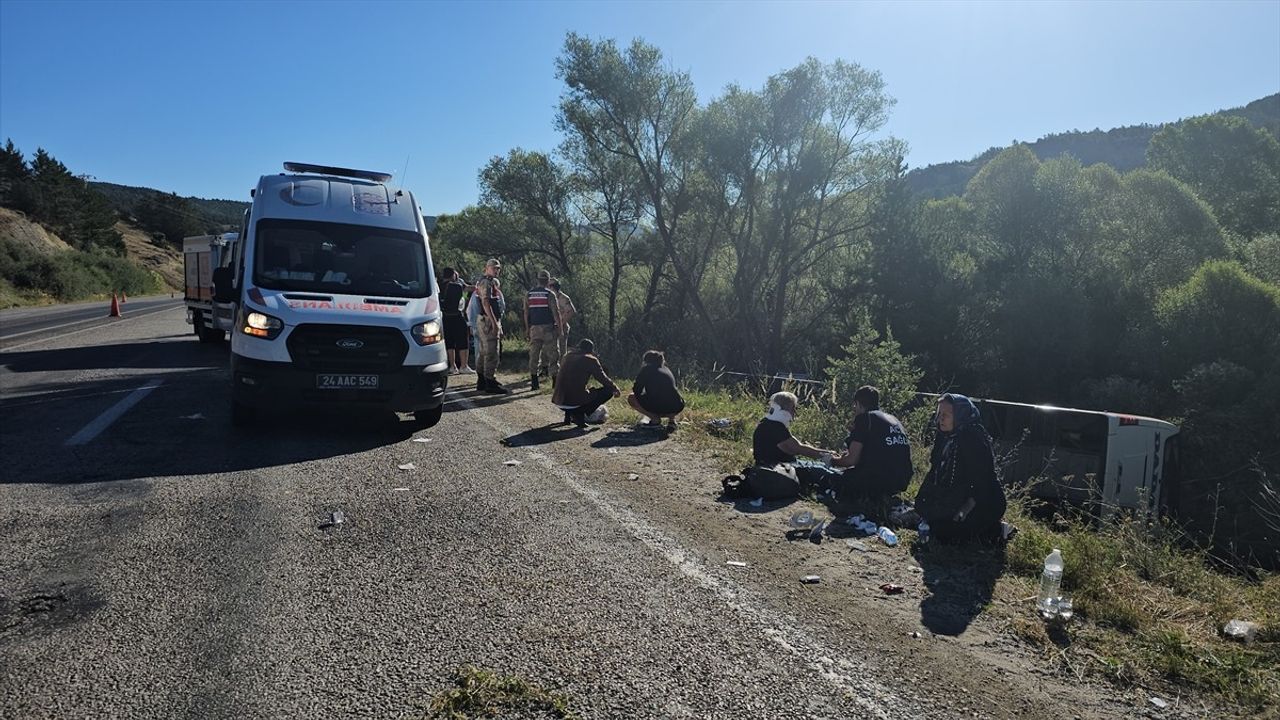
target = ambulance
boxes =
[213,163,448,427]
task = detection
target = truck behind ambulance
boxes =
[184,232,238,343]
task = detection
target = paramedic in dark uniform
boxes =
[831,385,914,503]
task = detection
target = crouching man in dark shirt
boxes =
[830,385,914,508]
[627,350,685,432]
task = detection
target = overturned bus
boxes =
[938,396,1181,518]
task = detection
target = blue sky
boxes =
[2,0,1277,214]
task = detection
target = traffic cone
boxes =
[108,292,121,318]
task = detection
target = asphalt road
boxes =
[0,304,932,719]
[0,295,186,351]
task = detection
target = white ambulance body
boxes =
[216,163,448,426]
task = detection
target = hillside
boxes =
[0,208,178,308]
[91,181,249,230]
[906,93,1280,199]
[115,219,183,289]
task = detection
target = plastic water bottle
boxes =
[917,521,930,545]
[877,527,898,547]
[1037,548,1064,619]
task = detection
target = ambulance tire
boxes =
[231,399,257,427]
[413,404,443,429]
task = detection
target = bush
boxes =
[1155,260,1280,378]
[0,237,162,302]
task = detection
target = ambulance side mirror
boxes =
[212,267,235,303]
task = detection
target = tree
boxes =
[557,33,719,355]
[1107,170,1226,298]
[1154,260,1280,378]
[562,135,644,340]
[1147,114,1280,238]
[478,148,582,278]
[134,191,202,247]
[698,58,901,369]
[0,139,31,211]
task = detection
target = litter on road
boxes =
[789,510,815,528]
[398,463,416,471]
[626,473,639,481]
[800,575,821,584]
[748,497,764,508]
[607,448,619,454]
[879,583,905,595]
[503,459,522,466]
[726,561,748,567]
[319,510,346,529]
[412,437,431,443]
[391,487,410,492]
[1150,697,1169,710]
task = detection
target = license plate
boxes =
[316,374,379,389]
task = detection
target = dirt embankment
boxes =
[115,221,182,290]
[0,207,74,254]
[0,207,183,291]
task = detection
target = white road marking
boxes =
[452,392,904,718]
[0,304,183,352]
[64,379,164,446]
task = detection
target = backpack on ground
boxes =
[749,464,800,499]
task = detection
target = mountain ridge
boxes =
[906,93,1280,199]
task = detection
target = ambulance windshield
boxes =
[253,219,430,298]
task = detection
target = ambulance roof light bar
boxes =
[282,162,393,184]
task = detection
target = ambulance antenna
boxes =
[397,155,411,192]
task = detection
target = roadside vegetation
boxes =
[0,236,164,306]
[428,665,576,719]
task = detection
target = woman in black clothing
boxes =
[626,350,685,430]
[915,394,1007,544]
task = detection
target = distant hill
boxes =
[90,181,249,230]
[906,94,1280,199]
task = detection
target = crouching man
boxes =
[552,339,619,428]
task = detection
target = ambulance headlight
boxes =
[411,320,442,346]
[242,311,283,340]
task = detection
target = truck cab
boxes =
[215,163,448,427]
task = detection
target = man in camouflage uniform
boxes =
[475,258,510,394]
[525,270,561,391]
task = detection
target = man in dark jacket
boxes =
[830,385,914,503]
[552,339,619,427]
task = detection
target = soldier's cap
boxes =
[537,270,551,281]
[485,258,502,268]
